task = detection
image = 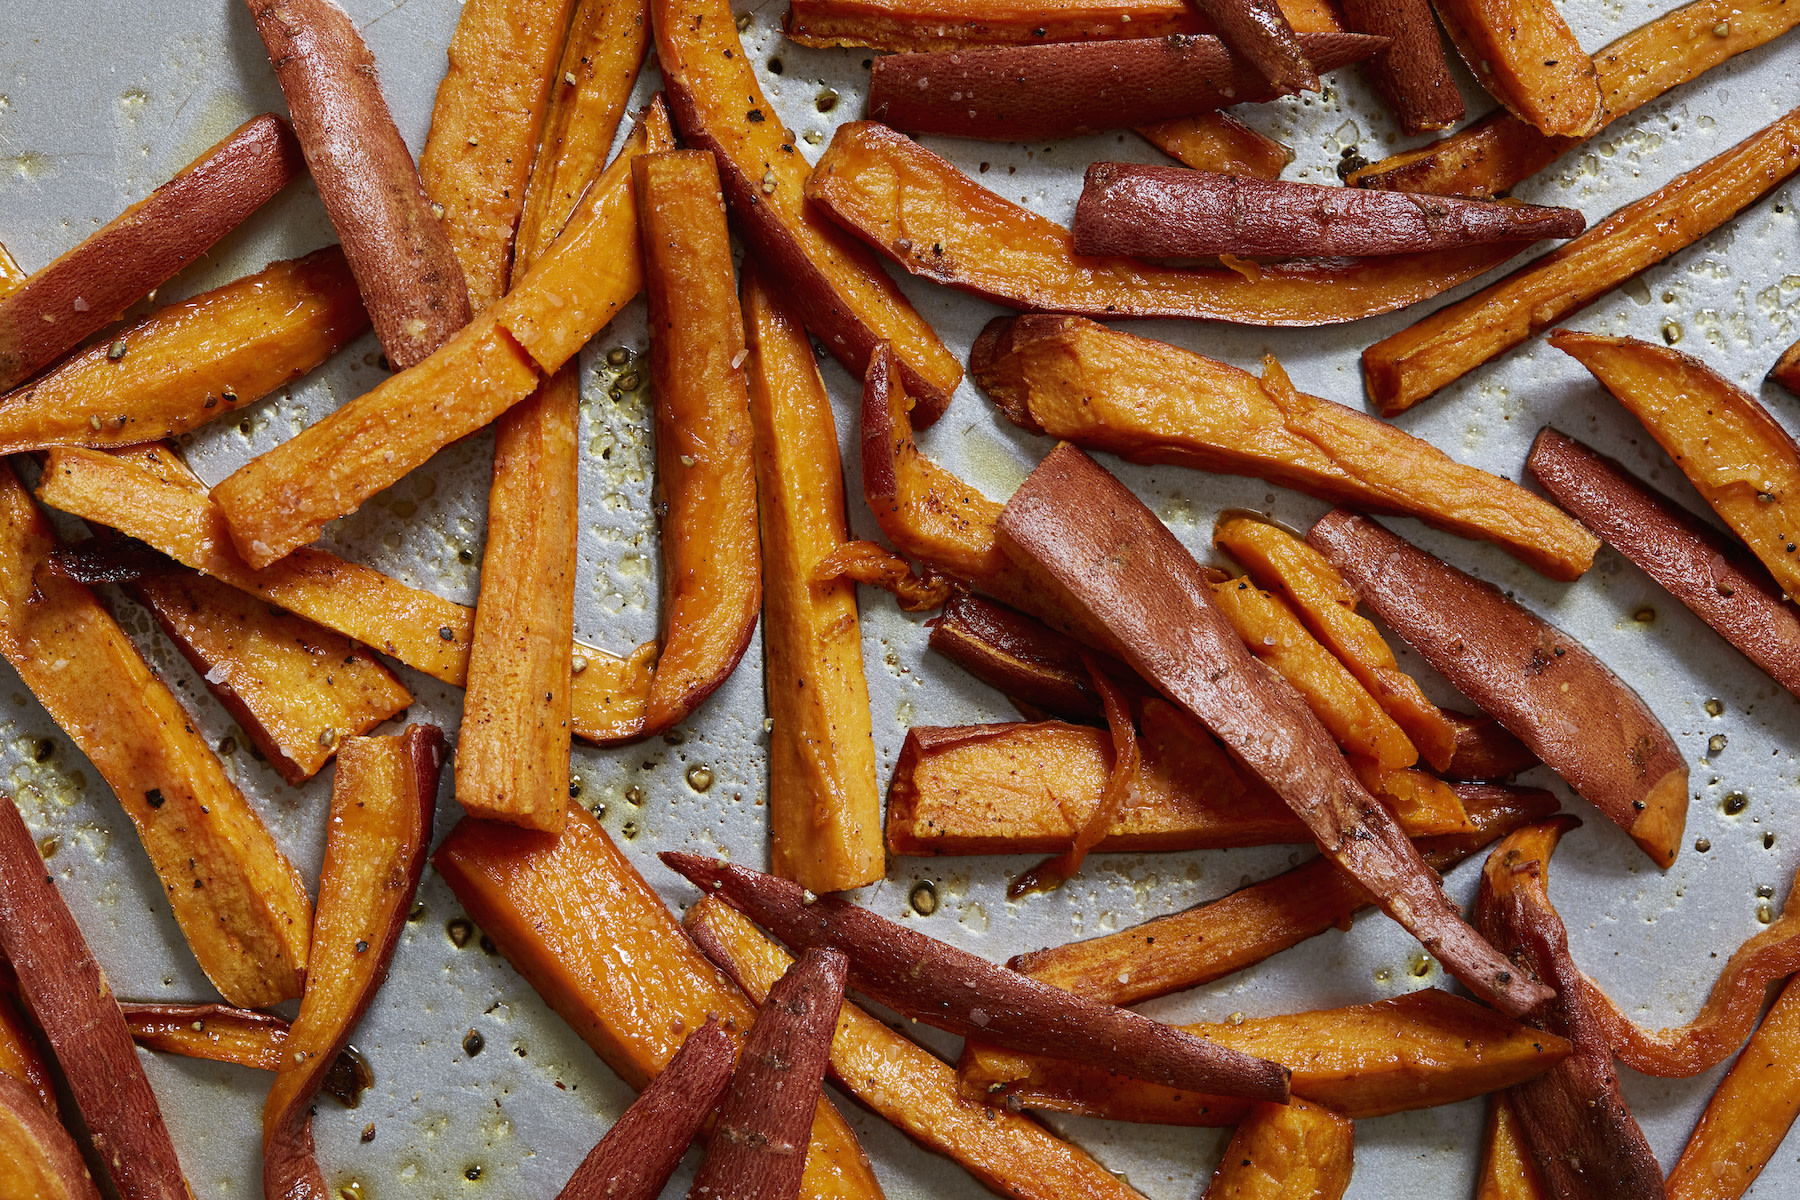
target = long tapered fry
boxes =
[120,1003,371,1106]
[1200,1099,1352,1199]
[1430,0,1599,137]
[1135,112,1293,178]
[926,593,1120,722]
[1478,1094,1550,1200]
[1341,0,1462,134]
[0,965,56,1113]
[0,1072,96,1200]
[1773,338,1800,396]
[783,0,1340,50]
[1190,0,1316,93]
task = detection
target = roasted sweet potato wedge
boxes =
[657,0,961,425]
[0,114,303,393]
[1007,783,1559,1005]
[1528,426,1800,696]
[1309,509,1688,867]
[1201,1099,1352,1199]
[927,593,1124,722]
[687,898,1154,1200]
[959,988,1571,1123]
[1193,0,1317,93]
[784,0,1341,50]
[995,446,1547,1017]
[1135,113,1293,178]
[0,1072,97,1200]
[120,1002,371,1105]
[972,317,1596,579]
[432,806,886,1200]
[1364,105,1800,414]
[808,123,1526,326]
[1773,337,1800,396]
[1350,0,1800,196]
[1431,0,1600,137]
[1340,0,1462,134]
[1073,164,1583,258]
[1446,712,1540,782]
[1478,1094,1549,1200]
[0,968,54,1116]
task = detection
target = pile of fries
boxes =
[1,0,1799,1196]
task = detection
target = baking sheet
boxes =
[1,1,1798,1195]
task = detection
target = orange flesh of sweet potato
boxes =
[1200,1098,1353,1200]
[0,461,311,1008]
[958,988,1571,1124]
[1553,331,1800,604]
[0,247,367,454]
[419,0,580,310]
[1212,515,1459,771]
[432,806,886,1200]
[0,1072,98,1200]
[1478,1094,1550,1200]
[0,966,56,1114]
[682,896,1156,1200]
[807,122,1526,326]
[744,265,883,892]
[130,568,412,785]
[1351,760,1474,835]
[972,316,1598,580]
[1135,112,1293,178]
[656,0,962,425]
[120,1001,373,1106]
[1350,0,1800,197]
[0,244,25,296]
[263,726,442,1200]
[782,0,1341,52]
[1430,0,1600,137]
[1363,104,1800,414]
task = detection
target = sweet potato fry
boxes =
[1527,426,1800,696]
[432,807,886,1200]
[995,445,1547,1017]
[959,988,1571,1123]
[0,964,55,1114]
[661,853,1292,1103]
[1447,712,1540,781]
[1431,0,1599,137]
[864,34,1381,142]
[1665,977,1800,1200]
[1309,509,1688,867]
[211,101,673,568]
[246,0,471,366]
[0,795,190,1200]
[418,0,580,310]
[0,1073,97,1200]
[927,593,1121,722]
[1352,761,1474,835]
[557,1019,735,1200]
[1073,164,1583,258]
[263,726,443,1200]
[0,244,23,297]
[808,123,1526,325]
[1476,819,1665,1200]
[1007,782,1559,1005]
[1354,0,1800,196]
[1340,0,1462,134]
[1364,105,1800,414]
[1201,1099,1352,1199]
[1191,0,1317,93]
[1553,332,1800,608]
[0,461,311,1007]
[0,114,302,393]
[0,248,366,453]
[120,1002,372,1105]
[784,0,1342,50]
[974,316,1597,580]
[1212,515,1459,770]
[744,266,882,892]
[1477,1094,1549,1200]
[1772,338,1800,396]
[657,0,961,426]
[1135,113,1293,179]
[810,540,952,612]
[686,896,1153,1200]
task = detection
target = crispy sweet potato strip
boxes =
[120,1002,371,1106]
[1352,761,1474,835]
[927,593,1121,722]
[1350,0,1800,197]
[959,988,1570,1124]
[0,963,56,1114]
[0,248,367,454]
[432,806,887,1200]
[811,540,953,612]
[0,1072,95,1200]
[782,0,1341,51]
[683,896,1157,1200]
[1431,0,1599,137]
[1364,105,1800,414]
[1201,1099,1352,1199]
[1478,1094,1550,1200]
[972,315,1597,579]
[0,461,310,1008]
[1135,113,1293,178]
[807,123,1523,326]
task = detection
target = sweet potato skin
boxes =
[1430,0,1601,137]
[1191,0,1317,93]
[1308,509,1687,868]
[0,1072,98,1200]
[1201,1099,1351,1200]
[0,114,303,393]
[864,33,1381,142]
[1528,426,1800,697]
[1773,338,1800,396]
[1073,164,1582,258]
[927,593,1112,722]
[1446,712,1540,781]
[1341,0,1462,134]
[784,0,1342,50]
[246,0,472,367]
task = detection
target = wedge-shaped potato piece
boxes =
[1447,712,1540,782]
[0,114,303,392]
[808,123,1524,326]
[433,807,887,1200]
[959,989,1570,1123]
[1201,1098,1352,1200]
[264,726,442,1200]
[1341,0,1462,135]
[1008,783,1558,1005]
[683,896,1156,1200]
[745,265,882,892]
[1351,0,1800,197]
[0,964,57,1114]
[1431,0,1599,137]
[1478,1094,1549,1200]
[0,248,367,453]
[974,316,1598,579]
[1773,337,1800,397]
[1135,113,1292,178]
[1365,106,1800,413]
[1353,761,1474,835]
[0,462,310,1008]
[656,0,962,425]
[783,0,1340,51]
[130,569,411,785]
[927,593,1121,722]
[1193,0,1317,93]
[0,1072,97,1200]
[212,101,673,568]
[121,1002,370,1106]
[0,243,25,297]
[1310,509,1688,867]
